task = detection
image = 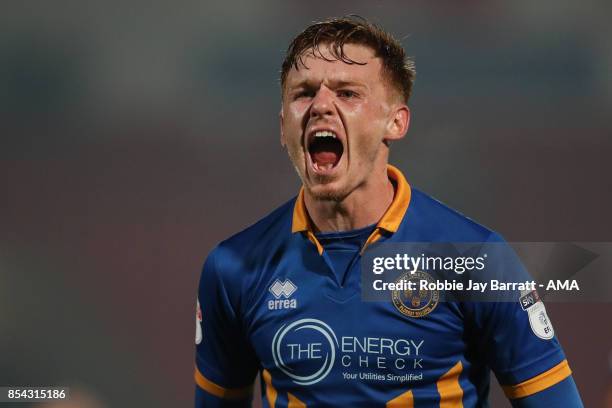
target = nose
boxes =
[309,86,335,119]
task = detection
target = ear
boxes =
[279,109,286,147]
[384,105,410,142]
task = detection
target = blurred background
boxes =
[1,0,611,406]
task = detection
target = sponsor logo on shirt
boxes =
[271,317,425,386]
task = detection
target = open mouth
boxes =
[308,130,344,172]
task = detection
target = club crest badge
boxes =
[392,271,439,318]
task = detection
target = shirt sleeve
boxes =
[510,375,583,407]
[194,248,259,407]
[465,234,581,404]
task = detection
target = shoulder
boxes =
[218,196,296,252]
[203,197,297,282]
[402,187,503,242]
[198,197,298,311]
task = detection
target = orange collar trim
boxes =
[291,164,412,235]
[291,187,310,233]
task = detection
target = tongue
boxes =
[310,137,342,168]
[312,151,339,167]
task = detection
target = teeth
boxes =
[313,162,334,171]
[314,130,337,138]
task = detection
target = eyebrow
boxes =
[288,79,368,90]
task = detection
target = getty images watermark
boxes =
[361,242,611,303]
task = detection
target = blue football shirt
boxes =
[194,165,574,407]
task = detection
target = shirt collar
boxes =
[291,164,412,235]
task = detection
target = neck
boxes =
[304,166,395,233]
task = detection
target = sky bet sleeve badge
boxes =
[520,290,554,340]
[195,299,202,345]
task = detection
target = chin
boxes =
[306,181,351,202]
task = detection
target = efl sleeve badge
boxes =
[195,298,203,345]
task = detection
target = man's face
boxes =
[281,43,408,201]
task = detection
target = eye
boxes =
[338,89,358,99]
[294,89,315,100]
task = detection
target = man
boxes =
[195,17,583,407]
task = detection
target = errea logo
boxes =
[268,279,298,310]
